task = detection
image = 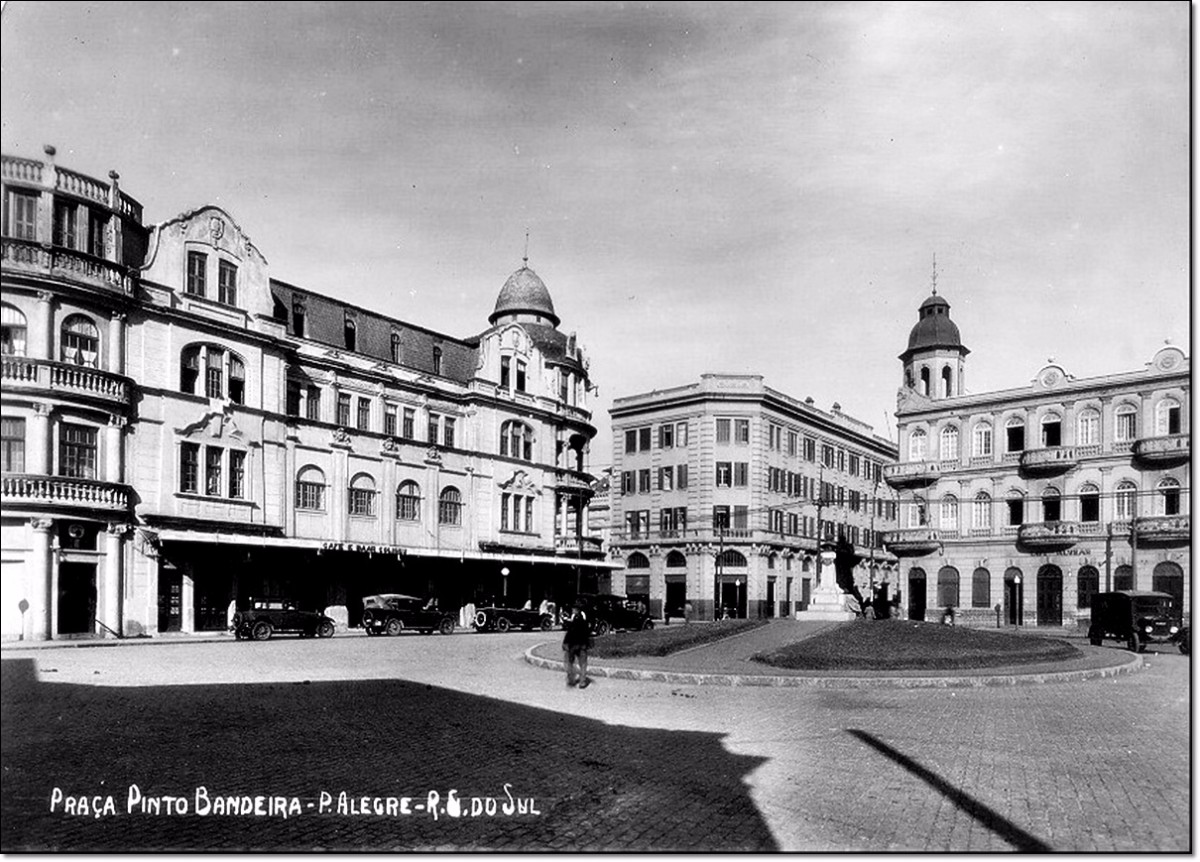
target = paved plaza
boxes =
[0,621,1191,852]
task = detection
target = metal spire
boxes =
[931,252,938,295]
[523,230,530,266]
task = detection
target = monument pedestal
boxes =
[794,581,856,621]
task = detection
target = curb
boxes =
[523,645,1143,689]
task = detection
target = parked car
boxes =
[361,594,456,636]
[231,597,336,641]
[473,601,556,633]
[1087,590,1182,652]
[570,593,654,636]
[1171,625,1190,655]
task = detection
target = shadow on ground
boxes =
[0,659,774,852]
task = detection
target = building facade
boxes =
[1,148,609,641]
[609,374,899,620]
[884,288,1190,627]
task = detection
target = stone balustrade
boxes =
[2,474,131,513]
[2,355,131,406]
[882,460,940,489]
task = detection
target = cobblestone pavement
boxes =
[1,625,1190,852]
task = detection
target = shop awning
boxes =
[152,529,624,570]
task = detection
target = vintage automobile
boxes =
[361,594,456,636]
[231,597,336,641]
[1087,590,1182,652]
[569,593,655,636]
[1171,625,1190,655]
[472,601,557,633]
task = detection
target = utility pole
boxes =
[1130,514,1139,590]
[1105,522,1113,592]
[815,465,826,588]
[714,521,725,620]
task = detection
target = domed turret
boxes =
[489,265,560,328]
[899,258,969,400]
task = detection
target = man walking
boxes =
[562,602,593,688]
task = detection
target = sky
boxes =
[1,1,1190,466]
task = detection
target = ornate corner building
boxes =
[1,148,609,640]
[884,286,1190,626]
[609,374,899,621]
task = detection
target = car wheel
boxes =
[439,618,455,636]
[641,619,655,631]
[474,611,489,629]
[317,621,335,639]
[540,615,555,632]
[496,617,512,634]
[1087,626,1102,647]
[1179,637,1190,656]
[595,619,611,636]
[1126,632,1141,653]
[251,621,272,641]
[385,619,403,637]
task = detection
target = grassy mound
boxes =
[754,619,1081,671]
[589,619,769,659]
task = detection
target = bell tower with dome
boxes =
[899,258,969,401]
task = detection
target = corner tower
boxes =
[899,260,969,400]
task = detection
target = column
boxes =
[103,523,125,637]
[107,311,125,375]
[27,404,51,474]
[104,415,124,483]
[181,572,195,633]
[28,518,54,640]
[35,290,54,361]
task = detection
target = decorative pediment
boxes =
[896,386,929,413]
[498,469,542,495]
[1033,362,1072,390]
[175,406,246,443]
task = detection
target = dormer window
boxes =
[218,260,238,306]
[390,331,402,363]
[186,251,207,297]
[292,298,306,338]
[344,316,357,352]
[433,346,443,375]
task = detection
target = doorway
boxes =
[665,577,687,619]
[1036,565,1063,626]
[908,568,927,621]
[1004,567,1023,626]
[765,578,776,618]
[57,562,97,635]
[159,566,183,632]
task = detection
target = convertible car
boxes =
[472,601,557,633]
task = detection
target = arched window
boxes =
[0,304,28,356]
[180,344,247,404]
[940,425,959,461]
[665,550,687,568]
[908,428,927,462]
[971,567,990,608]
[1040,413,1062,447]
[1005,416,1026,453]
[1077,566,1099,609]
[908,495,928,528]
[1114,403,1138,442]
[1113,564,1134,591]
[1076,408,1100,446]
[920,366,931,397]
[1156,477,1181,516]
[61,314,99,367]
[1152,561,1184,609]
[940,365,952,398]
[295,465,326,511]
[439,486,462,525]
[1078,483,1100,523]
[716,549,748,568]
[500,420,534,461]
[940,495,958,532]
[349,473,377,517]
[937,566,959,608]
[1042,487,1061,522]
[396,480,421,521]
[1115,481,1138,520]
[390,331,402,364]
[1006,490,1025,526]
[972,491,992,531]
[1156,398,1182,436]
[432,346,443,376]
[344,316,357,352]
[972,422,992,458]
[626,551,650,569]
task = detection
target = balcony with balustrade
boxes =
[1016,521,1080,549]
[554,468,596,499]
[882,461,940,489]
[2,355,132,409]
[1133,514,1190,545]
[1133,434,1190,466]
[882,528,941,556]
[1018,446,1078,475]
[2,474,132,515]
